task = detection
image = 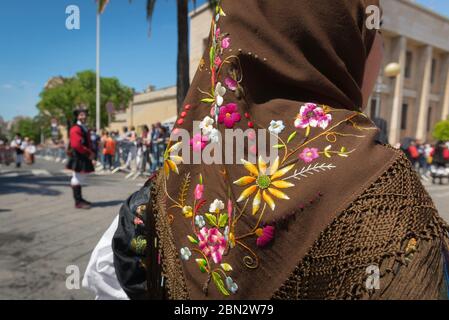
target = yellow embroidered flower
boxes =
[182,206,193,218]
[163,142,183,178]
[233,156,295,215]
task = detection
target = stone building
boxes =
[111,0,449,144]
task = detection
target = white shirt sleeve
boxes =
[82,215,129,300]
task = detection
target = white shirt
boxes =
[82,215,129,300]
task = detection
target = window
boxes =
[405,51,413,79]
[401,103,408,130]
[427,106,433,132]
[431,58,437,84]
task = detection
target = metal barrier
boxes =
[0,146,14,166]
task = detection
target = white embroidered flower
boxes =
[209,199,225,214]
[180,247,192,261]
[199,116,215,136]
[268,120,285,135]
[209,128,220,144]
[195,215,206,228]
[226,276,238,294]
[214,82,226,107]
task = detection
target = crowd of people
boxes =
[89,122,171,175]
[0,134,37,167]
[400,139,449,184]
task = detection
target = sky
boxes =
[0,0,448,121]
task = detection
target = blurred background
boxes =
[1,0,449,299]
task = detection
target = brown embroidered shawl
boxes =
[149,0,402,300]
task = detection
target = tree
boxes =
[37,70,133,131]
[10,117,50,144]
[133,0,218,114]
[432,119,449,142]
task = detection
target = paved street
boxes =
[0,158,448,300]
[0,158,147,300]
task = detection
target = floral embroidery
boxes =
[295,102,332,131]
[218,103,241,128]
[234,156,295,214]
[299,147,320,163]
[180,247,192,261]
[198,227,227,264]
[190,133,209,152]
[161,0,377,298]
[256,225,275,248]
[268,120,285,135]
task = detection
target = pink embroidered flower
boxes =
[221,37,231,49]
[214,56,222,67]
[190,133,208,152]
[215,28,221,39]
[197,227,227,264]
[134,217,144,226]
[299,147,320,163]
[218,103,241,128]
[224,77,238,91]
[256,225,275,248]
[194,184,204,200]
[294,103,332,130]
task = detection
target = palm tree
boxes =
[140,0,218,114]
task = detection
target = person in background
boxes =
[407,140,420,169]
[10,133,24,168]
[90,129,100,162]
[102,131,116,171]
[125,126,137,170]
[416,140,429,180]
[430,140,449,185]
[119,126,129,166]
[25,140,36,165]
[149,123,160,173]
[141,125,150,173]
[100,130,108,169]
[66,109,95,209]
[111,131,121,168]
[157,125,169,167]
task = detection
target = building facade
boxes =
[112,0,449,145]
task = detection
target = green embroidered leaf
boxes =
[199,173,203,185]
[287,131,297,143]
[218,213,228,228]
[196,259,208,273]
[340,146,347,153]
[187,235,198,244]
[273,144,285,149]
[209,46,215,67]
[201,98,215,104]
[205,213,218,227]
[221,263,233,272]
[212,272,230,296]
[219,7,226,16]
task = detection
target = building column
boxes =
[389,36,407,145]
[415,45,433,141]
[441,54,449,120]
